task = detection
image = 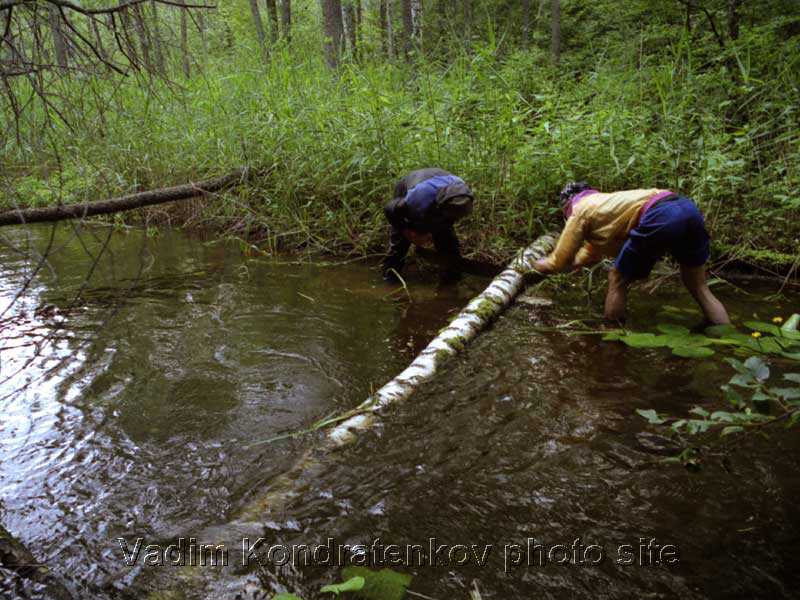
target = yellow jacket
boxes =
[540,189,666,272]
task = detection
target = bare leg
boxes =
[680,264,730,325]
[604,267,630,324]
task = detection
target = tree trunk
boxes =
[727,0,741,41]
[342,1,357,57]
[265,0,279,43]
[132,4,151,70]
[321,0,344,68]
[386,0,394,58]
[379,0,389,56]
[355,0,362,48]
[685,0,696,33]
[151,1,166,74]
[248,0,266,46]
[550,0,561,65]
[463,0,471,39]
[522,0,531,46]
[280,0,292,42]
[0,170,247,227]
[410,0,421,54]
[401,0,412,57]
[48,6,69,70]
[180,5,190,76]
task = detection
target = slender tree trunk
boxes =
[355,0,362,48]
[342,1,357,57]
[401,0,412,57]
[386,0,394,58]
[180,6,190,76]
[279,0,292,42]
[48,6,69,70]
[151,1,166,73]
[132,5,151,70]
[410,0,421,54]
[522,0,531,46]
[265,0,279,43]
[550,0,561,66]
[248,0,266,46]
[379,0,389,56]
[727,0,741,41]
[321,0,344,68]
[685,0,696,33]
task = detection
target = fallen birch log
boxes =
[0,169,248,227]
[235,232,556,521]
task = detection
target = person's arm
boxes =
[572,242,601,270]
[533,214,588,274]
[382,225,411,280]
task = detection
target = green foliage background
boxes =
[2,0,798,263]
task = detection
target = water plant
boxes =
[630,314,800,464]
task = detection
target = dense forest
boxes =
[1,0,798,267]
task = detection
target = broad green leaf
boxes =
[710,411,735,422]
[781,313,800,332]
[788,412,800,428]
[782,352,800,361]
[751,390,771,402]
[770,387,800,400]
[637,409,666,424]
[620,333,668,348]
[672,345,714,358]
[602,332,623,341]
[730,373,754,387]
[687,420,712,434]
[725,358,748,373]
[341,567,412,600]
[320,576,365,595]
[689,406,710,418]
[721,426,744,436]
[744,356,770,381]
[784,374,800,384]
[657,324,690,336]
[705,324,739,337]
[743,321,782,336]
[274,595,303,600]
[671,419,687,432]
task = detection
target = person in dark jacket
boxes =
[382,168,475,282]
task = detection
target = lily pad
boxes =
[705,324,739,337]
[657,324,691,336]
[672,346,715,358]
[619,333,669,348]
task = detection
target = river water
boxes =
[0,224,798,599]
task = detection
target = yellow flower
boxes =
[773,317,784,324]
[752,332,762,339]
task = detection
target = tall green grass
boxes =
[3,22,799,263]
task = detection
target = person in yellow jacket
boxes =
[533,182,730,325]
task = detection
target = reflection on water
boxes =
[0,224,484,598]
[1,224,799,599]
[249,284,800,600]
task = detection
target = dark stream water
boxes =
[0,224,798,600]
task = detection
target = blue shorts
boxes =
[614,196,710,280]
